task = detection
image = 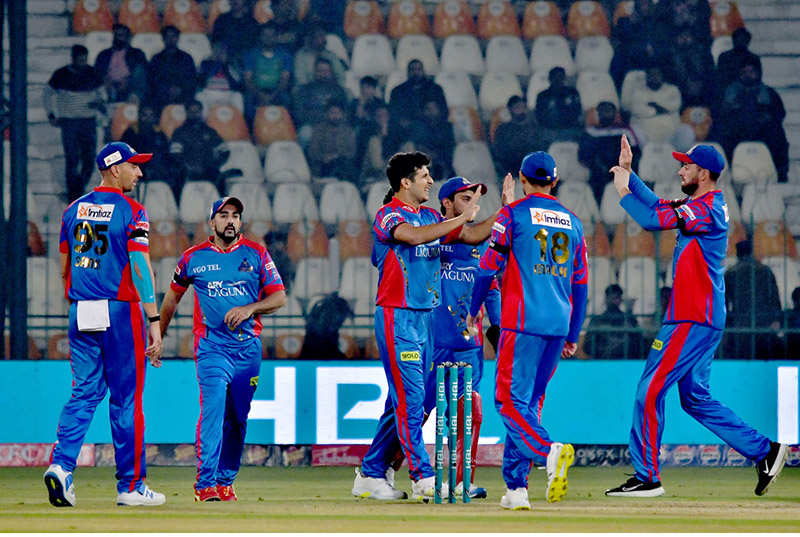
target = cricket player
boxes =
[159,196,286,501]
[468,152,589,509]
[45,142,165,507]
[605,136,788,497]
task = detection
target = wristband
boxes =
[148,315,161,323]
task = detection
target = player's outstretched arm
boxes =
[393,190,482,246]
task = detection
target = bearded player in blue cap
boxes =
[605,136,788,497]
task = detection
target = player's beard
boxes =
[681,182,699,196]
[215,224,239,245]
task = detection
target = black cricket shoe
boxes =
[605,476,665,497]
[755,441,788,496]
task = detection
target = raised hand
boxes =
[619,134,633,172]
[501,173,515,206]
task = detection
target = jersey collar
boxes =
[94,186,123,194]
[529,192,557,200]
[389,196,420,213]
[207,234,244,253]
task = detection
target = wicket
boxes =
[434,361,472,504]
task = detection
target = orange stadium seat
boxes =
[344,1,385,39]
[47,333,71,360]
[612,221,656,260]
[522,1,564,40]
[253,105,297,146]
[488,106,510,144]
[338,220,373,259]
[584,221,611,257]
[287,221,329,262]
[658,229,677,265]
[681,106,713,141]
[477,1,521,39]
[207,0,227,31]
[254,0,274,24]
[726,220,747,256]
[710,0,745,37]
[753,221,798,260]
[274,332,305,359]
[388,0,431,38]
[449,107,485,143]
[612,0,634,26]
[242,220,272,246]
[149,220,191,260]
[433,1,476,39]
[159,104,186,139]
[566,1,610,39]
[28,221,46,256]
[73,0,114,34]
[118,0,161,34]
[206,105,250,141]
[110,103,139,141]
[4,335,42,360]
[164,0,207,33]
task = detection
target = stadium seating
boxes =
[163,0,207,34]
[350,34,396,77]
[366,182,390,220]
[711,35,733,65]
[449,107,485,143]
[85,31,113,64]
[617,256,658,315]
[612,221,656,260]
[253,106,297,146]
[762,257,800,308]
[177,33,212,67]
[73,0,114,34]
[530,35,576,77]
[319,181,368,226]
[453,142,498,183]
[556,181,600,229]
[638,142,679,184]
[576,71,619,111]
[395,35,440,75]
[344,1,385,38]
[680,107,712,142]
[439,35,485,77]
[566,1,611,40]
[740,183,786,226]
[141,180,179,221]
[110,103,139,141]
[338,220,373,260]
[731,141,779,185]
[195,89,245,116]
[619,69,646,113]
[710,0,745,37]
[726,220,748,257]
[435,71,480,110]
[584,221,612,257]
[433,0,476,39]
[118,0,161,34]
[600,181,628,226]
[325,34,350,67]
[27,257,68,339]
[207,0,228,31]
[488,106,510,145]
[753,220,798,260]
[242,220,272,246]
[220,140,263,184]
[264,141,311,184]
[522,1,564,40]
[287,221,329,261]
[477,1,521,40]
[548,141,590,183]
[159,104,186,139]
[612,0,634,26]
[271,183,320,225]
[383,71,408,103]
[478,72,523,121]
[585,256,613,315]
[206,104,250,141]
[179,181,220,224]
[148,220,191,260]
[525,71,551,110]
[130,32,164,60]
[574,36,614,73]
[388,0,431,38]
[485,36,531,77]
[253,0,274,24]
[292,257,335,299]
[339,257,379,303]
[273,331,305,359]
[228,182,272,222]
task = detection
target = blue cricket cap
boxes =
[438,176,488,202]
[520,151,557,182]
[672,144,725,174]
[209,196,244,220]
[95,141,152,171]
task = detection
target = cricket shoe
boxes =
[385,467,396,488]
[217,484,237,501]
[44,464,75,507]
[454,481,488,499]
[755,441,788,496]
[195,486,221,502]
[352,468,407,500]
[117,485,166,506]
[500,487,530,510]
[605,476,665,497]
[410,476,448,501]
[546,442,574,503]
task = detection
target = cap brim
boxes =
[220,196,244,214]
[457,183,488,195]
[127,153,153,164]
[672,151,693,164]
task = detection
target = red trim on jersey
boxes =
[194,342,204,486]
[130,302,146,492]
[442,224,463,244]
[500,253,525,332]
[642,323,690,481]
[670,240,714,323]
[193,290,207,340]
[376,250,407,308]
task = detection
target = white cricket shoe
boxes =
[410,476,451,501]
[500,487,530,510]
[117,484,166,506]
[44,464,75,507]
[351,468,407,500]
[385,467,395,488]
[546,442,575,503]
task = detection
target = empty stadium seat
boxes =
[485,36,531,77]
[264,141,311,183]
[556,181,599,228]
[259,293,306,332]
[680,106,712,141]
[619,69,646,113]
[740,183,786,227]
[574,36,613,73]
[350,34,396,77]
[366,181,390,220]
[228,182,272,222]
[612,221,656,260]
[384,71,408,103]
[220,140,263,183]
[449,107,485,142]
[253,105,297,146]
[158,257,194,315]
[525,71,551,110]
[726,220,747,257]
[130,32,164,61]
[433,0,476,39]
[435,71,480,110]
[753,220,798,260]
[566,1,610,40]
[762,257,800,308]
[292,257,335,299]
[85,31,113,65]
[287,221,329,261]
[584,220,612,257]
[164,0,207,33]
[27,257,68,336]
[339,257,379,303]
[326,34,350,67]
[711,35,733,65]
[273,331,305,359]
[522,1,564,40]
[638,142,679,184]
[338,220,373,259]
[271,183,320,225]
[731,141,779,185]
[440,35,485,77]
[159,104,186,139]
[395,34,440,75]
[119,0,161,34]
[388,0,431,38]
[149,220,191,259]
[477,1,521,40]
[73,0,114,34]
[344,1,385,39]
[710,0,745,37]
[141,180,179,221]
[177,33,212,67]
[206,104,250,141]
[241,220,272,246]
[110,103,139,141]
[196,89,245,116]
[586,256,613,315]
[319,181,368,226]
[576,71,619,111]
[179,181,220,224]
[478,72,523,121]
[548,141,590,183]
[617,256,658,315]
[600,181,628,226]
[453,142,498,183]
[47,333,71,360]
[530,35,576,77]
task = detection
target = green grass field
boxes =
[2,465,799,532]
